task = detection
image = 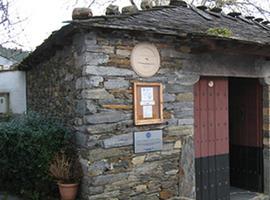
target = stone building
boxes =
[19,1,270,200]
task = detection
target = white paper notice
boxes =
[141,87,153,101]
[143,106,153,118]
[141,87,154,106]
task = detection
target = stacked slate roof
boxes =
[19,1,270,69]
[71,3,270,45]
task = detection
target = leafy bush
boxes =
[0,112,14,122]
[0,112,72,199]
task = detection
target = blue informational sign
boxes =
[134,130,163,153]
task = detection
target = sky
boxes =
[3,0,133,50]
[1,0,270,51]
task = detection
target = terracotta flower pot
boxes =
[58,182,79,200]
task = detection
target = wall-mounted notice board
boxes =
[133,82,163,125]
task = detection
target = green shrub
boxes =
[0,112,72,199]
[0,112,14,122]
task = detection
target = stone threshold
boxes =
[230,187,269,200]
[167,188,270,200]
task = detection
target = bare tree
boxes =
[187,0,270,20]
[1,0,269,50]
[0,0,10,29]
[72,0,270,19]
[228,0,270,19]
[0,0,26,47]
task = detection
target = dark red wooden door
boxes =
[194,77,230,200]
[229,78,263,192]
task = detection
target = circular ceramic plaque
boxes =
[131,43,160,77]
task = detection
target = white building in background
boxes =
[0,46,29,114]
[0,56,14,70]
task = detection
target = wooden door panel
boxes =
[195,77,230,200]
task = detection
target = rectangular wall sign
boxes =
[134,130,163,153]
[133,82,163,125]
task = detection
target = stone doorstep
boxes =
[230,187,270,200]
[168,197,194,200]
[168,192,270,200]
[231,193,270,200]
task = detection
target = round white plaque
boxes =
[131,43,160,77]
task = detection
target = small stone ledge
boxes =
[83,65,136,77]
[84,111,132,124]
[168,197,195,200]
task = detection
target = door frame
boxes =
[261,78,270,196]
[193,76,270,199]
[228,77,264,192]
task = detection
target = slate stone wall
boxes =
[26,43,82,125]
[74,30,197,200]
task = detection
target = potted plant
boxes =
[49,151,83,200]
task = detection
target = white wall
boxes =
[0,71,26,114]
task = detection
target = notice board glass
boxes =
[133,82,163,125]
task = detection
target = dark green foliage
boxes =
[0,112,72,199]
[0,112,14,122]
